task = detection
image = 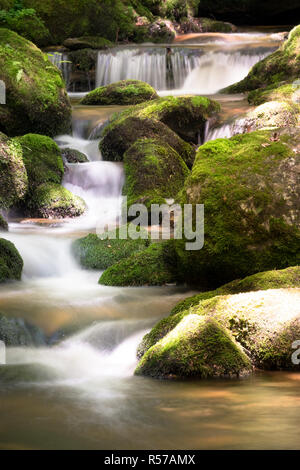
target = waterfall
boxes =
[47,51,71,89]
[96,46,275,93]
[204,119,248,142]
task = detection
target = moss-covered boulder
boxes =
[102,96,220,146]
[27,183,85,219]
[175,130,300,288]
[0,215,8,231]
[0,313,45,346]
[243,101,299,131]
[200,18,236,33]
[178,17,236,34]
[137,266,300,358]
[61,148,89,163]
[135,315,252,379]
[72,227,150,270]
[0,238,23,283]
[81,80,158,106]
[173,266,300,315]
[100,116,195,167]
[223,25,300,94]
[0,29,71,137]
[63,36,113,50]
[137,288,300,375]
[16,134,64,193]
[247,82,298,106]
[0,133,28,209]
[99,241,177,287]
[134,19,175,43]
[123,137,189,209]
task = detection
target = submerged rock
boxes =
[0,238,23,283]
[61,148,89,164]
[123,137,189,209]
[0,133,28,209]
[0,29,71,137]
[27,183,85,219]
[135,315,252,379]
[0,313,45,346]
[72,227,150,270]
[81,80,158,106]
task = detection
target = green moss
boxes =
[99,241,177,286]
[172,266,300,315]
[138,284,300,372]
[27,182,85,219]
[200,17,235,33]
[175,130,300,288]
[100,116,195,168]
[81,80,158,106]
[0,238,23,282]
[246,100,299,129]
[63,36,113,50]
[103,95,220,144]
[123,137,189,210]
[135,315,252,379]
[72,226,150,270]
[0,133,28,209]
[0,28,71,137]
[223,25,300,95]
[16,134,64,193]
[248,82,297,106]
[0,3,50,47]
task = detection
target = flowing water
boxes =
[1,31,300,450]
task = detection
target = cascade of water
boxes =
[95,46,274,93]
[47,51,71,89]
[204,119,248,142]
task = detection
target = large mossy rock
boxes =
[175,130,300,288]
[100,116,195,167]
[0,313,45,346]
[16,134,64,193]
[135,315,252,379]
[99,242,177,287]
[0,238,23,283]
[72,228,150,270]
[101,96,220,149]
[27,183,85,219]
[63,36,113,50]
[224,25,300,94]
[137,266,300,358]
[81,80,158,106]
[123,138,189,209]
[0,29,71,137]
[173,266,300,315]
[137,287,300,375]
[244,101,299,130]
[0,133,28,209]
